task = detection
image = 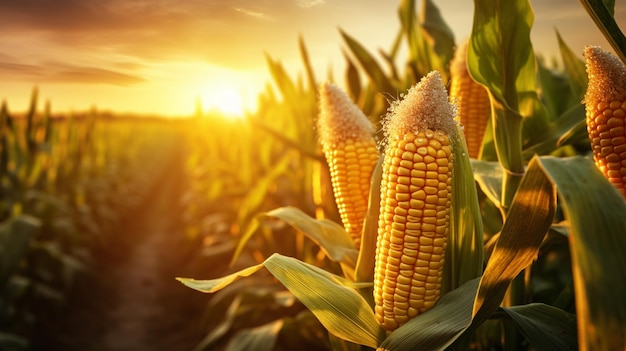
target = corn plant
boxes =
[0,91,186,349]
[180,0,626,350]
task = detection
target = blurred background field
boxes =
[1,0,626,350]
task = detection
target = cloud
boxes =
[0,59,145,86]
[296,0,325,8]
[48,65,146,85]
[0,0,391,82]
[0,0,315,66]
[235,7,276,21]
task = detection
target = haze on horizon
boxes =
[0,0,624,117]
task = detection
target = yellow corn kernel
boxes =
[449,39,490,159]
[374,71,456,332]
[318,82,381,247]
[583,46,626,199]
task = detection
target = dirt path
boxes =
[37,144,213,351]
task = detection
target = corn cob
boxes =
[374,71,456,332]
[583,46,626,199]
[318,82,380,248]
[449,39,490,159]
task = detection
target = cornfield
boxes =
[2,0,625,350]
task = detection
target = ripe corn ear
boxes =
[318,82,380,248]
[449,39,490,159]
[583,46,626,199]
[374,71,456,332]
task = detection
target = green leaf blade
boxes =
[537,156,626,350]
[502,303,578,351]
[472,156,557,324]
[178,253,383,348]
[263,206,358,267]
[177,264,265,293]
[379,278,480,351]
[340,29,395,95]
[263,254,383,348]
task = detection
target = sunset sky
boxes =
[1,0,624,117]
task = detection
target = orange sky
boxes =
[0,0,624,117]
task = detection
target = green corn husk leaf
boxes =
[377,277,481,351]
[354,156,383,283]
[444,125,484,294]
[262,206,358,267]
[340,29,395,95]
[472,156,556,325]
[178,253,384,348]
[579,0,626,64]
[225,319,284,351]
[536,156,626,350]
[500,303,578,351]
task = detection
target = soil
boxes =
[34,143,226,351]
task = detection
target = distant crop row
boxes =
[0,91,183,349]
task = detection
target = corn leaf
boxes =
[329,334,362,351]
[469,0,537,201]
[377,277,480,351]
[536,156,626,350]
[225,320,284,351]
[177,264,265,293]
[556,115,588,148]
[501,303,578,351]
[234,153,294,254]
[556,31,588,100]
[522,104,587,157]
[265,254,382,348]
[343,51,362,103]
[470,159,503,209]
[472,156,556,324]
[0,215,41,285]
[579,0,626,64]
[535,58,578,121]
[265,54,299,102]
[398,0,434,81]
[179,253,383,348]
[340,29,395,95]
[192,296,243,351]
[420,0,455,73]
[262,206,358,267]
[299,35,317,93]
[0,332,28,350]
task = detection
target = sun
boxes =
[201,89,247,119]
[180,63,260,119]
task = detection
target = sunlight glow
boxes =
[200,89,246,119]
[152,62,261,118]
